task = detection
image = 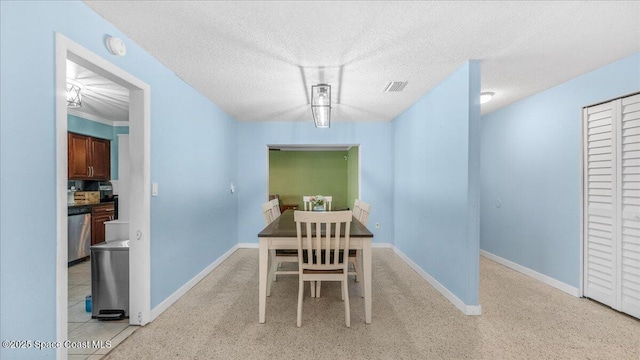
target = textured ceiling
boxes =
[84,1,640,122]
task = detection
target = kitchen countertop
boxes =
[68,198,116,208]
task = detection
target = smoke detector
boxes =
[106,36,127,56]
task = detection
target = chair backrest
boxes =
[302,196,313,211]
[353,199,371,226]
[262,201,276,226]
[302,195,333,211]
[324,196,333,211]
[269,198,281,217]
[294,210,352,271]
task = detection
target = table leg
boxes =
[363,240,372,324]
[259,239,268,323]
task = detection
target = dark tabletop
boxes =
[258,210,374,238]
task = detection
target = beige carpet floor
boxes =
[103,249,639,359]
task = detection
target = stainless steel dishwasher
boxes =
[91,240,129,320]
[68,205,92,265]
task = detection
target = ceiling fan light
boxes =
[311,84,331,128]
[480,91,495,104]
[67,79,84,108]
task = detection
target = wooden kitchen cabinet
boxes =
[68,133,91,179]
[90,138,110,179]
[68,132,110,180]
[91,203,115,245]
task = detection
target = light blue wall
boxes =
[480,53,640,288]
[150,84,237,309]
[0,2,237,358]
[236,122,394,245]
[67,114,129,179]
[393,61,481,306]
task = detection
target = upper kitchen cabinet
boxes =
[68,132,111,180]
[90,137,110,179]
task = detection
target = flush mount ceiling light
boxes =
[480,91,495,104]
[66,79,84,108]
[311,84,331,128]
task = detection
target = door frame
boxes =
[55,33,151,359]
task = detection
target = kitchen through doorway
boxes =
[56,33,151,359]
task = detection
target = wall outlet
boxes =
[152,183,158,197]
[375,223,380,229]
[230,183,236,194]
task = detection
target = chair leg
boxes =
[270,250,277,282]
[267,251,274,297]
[316,281,321,298]
[355,250,362,282]
[267,273,272,297]
[297,278,304,327]
[310,281,315,298]
[343,278,350,327]
[356,251,364,297]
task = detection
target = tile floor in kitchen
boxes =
[68,259,136,360]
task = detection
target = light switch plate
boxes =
[152,183,158,197]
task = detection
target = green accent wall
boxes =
[346,146,359,209]
[269,150,354,210]
[67,114,129,179]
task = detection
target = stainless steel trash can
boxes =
[91,240,129,320]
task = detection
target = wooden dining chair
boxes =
[324,196,333,211]
[269,198,281,217]
[262,201,278,293]
[294,210,352,327]
[262,200,276,225]
[265,198,299,295]
[349,199,371,296]
[353,199,371,225]
[315,198,370,298]
[302,196,313,211]
[302,195,333,211]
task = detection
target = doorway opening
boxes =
[266,144,361,210]
[55,34,151,359]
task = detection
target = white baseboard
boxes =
[373,242,394,248]
[480,250,580,297]
[150,244,240,321]
[237,243,259,248]
[393,247,482,316]
[238,242,393,249]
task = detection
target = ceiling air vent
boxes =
[383,81,408,92]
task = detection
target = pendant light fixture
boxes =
[66,79,84,108]
[311,84,331,128]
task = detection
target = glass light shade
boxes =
[312,106,331,128]
[311,84,331,128]
[67,79,84,108]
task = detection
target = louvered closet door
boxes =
[584,101,618,307]
[620,93,640,318]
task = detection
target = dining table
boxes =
[257,209,374,324]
